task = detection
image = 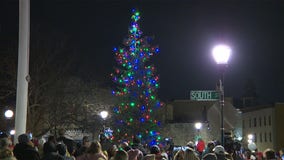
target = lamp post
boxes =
[100,110,109,129]
[195,122,202,133]
[4,109,14,138]
[212,44,231,146]
[195,122,202,140]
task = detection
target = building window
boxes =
[264,116,266,126]
[254,118,257,127]
[269,132,272,142]
[249,118,252,128]
[254,133,257,143]
[269,116,271,126]
[259,117,262,127]
[264,132,267,142]
[260,133,262,143]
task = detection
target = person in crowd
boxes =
[196,138,206,157]
[41,140,64,160]
[13,133,40,160]
[255,149,263,160]
[76,140,107,160]
[186,141,200,157]
[57,143,75,160]
[213,145,227,160]
[143,153,156,160]
[107,144,118,160]
[160,146,169,160]
[41,135,57,157]
[186,141,195,150]
[202,141,215,158]
[47,135,57,144]
[145,145,168,160]
[263,148,276,160]
[173,150,184,160]
[202,153,217,160]
[164,139,174,160]
[57,129,77,156]
[132,135,147,156]
[184,148,200,160]
[120,141,144,160]
[113,149,129,160]
[0,132,13,150]
[99,131,113,153]
[279,148,284,160]
[0,137,17,160]
[75,136,91,157]
[244,149,253,160]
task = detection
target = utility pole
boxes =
[14,0,30,144]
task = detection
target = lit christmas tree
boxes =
[111,9,163,146]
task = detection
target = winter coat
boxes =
[13,142,40,160]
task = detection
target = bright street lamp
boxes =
[195,122,202,130]
[4,110,14,119]
[100,111,109,120]
[10,129,15,135]
[212,44,231,147]
[212,45,231,64]
[195,122,202,139]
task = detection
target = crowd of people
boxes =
[0,131,283,160]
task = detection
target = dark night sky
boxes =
[1,0,284,103]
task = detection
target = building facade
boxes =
[241,103,284,152]
[159,98,241,146]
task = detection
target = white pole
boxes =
[14,0,30,144]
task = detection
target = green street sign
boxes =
[190,90,219,101]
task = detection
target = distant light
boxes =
[237,136,242,141]
[4,110,14,118]
[10,130,15,135]
[195,122,202,130]
[100,111,109,119]
[248,139,253,144]
[248,134,254,140]
[212,45,231,64]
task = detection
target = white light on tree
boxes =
[100,111,108,120]
[212,45,231,64]
[195,122,202,130]
[4,110,14,118]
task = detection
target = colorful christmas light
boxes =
[111,9,163,145]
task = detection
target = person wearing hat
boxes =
[213,145,227,160]
[143,145,167,160]
[202,141,215,158]
[13,133,40,160]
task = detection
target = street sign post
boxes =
[190,90,219,101]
